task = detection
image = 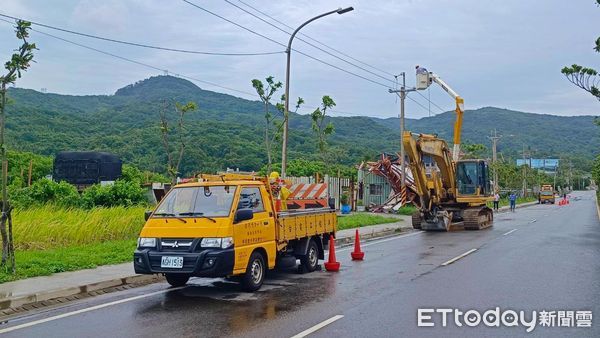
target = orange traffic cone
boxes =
[324,234,340,272]
[351,229,365,260]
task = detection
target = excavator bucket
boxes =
[420,210,452,231]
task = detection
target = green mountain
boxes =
[5,75,598,174]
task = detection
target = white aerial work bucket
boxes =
[416,70,430,90]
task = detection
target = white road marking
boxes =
[503,229,517,236]
[529,219,537,224]
[441,248,477,266]
[336,231,425,253]
[0,287,185,334]
[290,315,344,338]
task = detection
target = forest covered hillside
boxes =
[6,75,598,174]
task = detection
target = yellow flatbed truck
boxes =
[133,174,337,291]
[539,184,555,204]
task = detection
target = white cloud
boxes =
[0,0,598,117]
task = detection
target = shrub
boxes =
[81,180,147,208]
[122,164,169,184]
[11,179,80,209]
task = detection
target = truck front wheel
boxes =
[300,239,319,272]
[165,273,190,287]
[241,251,266,292]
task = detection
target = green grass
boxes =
[12,205,146,250]
[337,213,399,230]
[0,239,136,283]
[487,196,538,209]
[396,205,417,215]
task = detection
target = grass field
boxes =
[337,213,399,230]
[0,239,136,283]
[12,205,146,250]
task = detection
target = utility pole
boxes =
[568,160,573,191]
[487,129,501,192]
[389,72,416,206]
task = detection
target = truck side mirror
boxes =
[144,210,152,221]
[234,209,253,223]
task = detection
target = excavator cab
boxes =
[455,160,492,197]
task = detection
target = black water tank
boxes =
[53,151,122,185]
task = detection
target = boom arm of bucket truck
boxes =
[415,68,465,162]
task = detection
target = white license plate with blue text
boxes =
[161,256,183,268]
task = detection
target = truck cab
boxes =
[539,184,555,204]
[134,176,336,291]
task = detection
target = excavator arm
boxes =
[402,132,456,207]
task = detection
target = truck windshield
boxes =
[541,191,553,196]
[154,186,237,218]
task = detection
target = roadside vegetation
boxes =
[487,196,538,209]
[0,240,135,283]
[13,205,145,251]
[338,213,398,230]
[396,205,417,215]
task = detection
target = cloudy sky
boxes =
[0,0,598,118]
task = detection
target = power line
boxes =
[236,0,395,78]
[0,18,258,97]
[0,17,427,118]
[413,89,446,113]
[183,0,394,89]
[223,0,397,85]
[0,12,284,56]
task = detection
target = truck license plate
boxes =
[161,256,183,268]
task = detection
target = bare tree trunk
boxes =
[264,102,272,174]
[0,209,7,266]
[0,84,9,268]
[7,205,14,273]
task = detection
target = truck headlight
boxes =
[138,237,157,248]
[201,237,222,247]
[221,237,234,249]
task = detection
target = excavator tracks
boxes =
[463,207,493,230]
[411,211,422,229]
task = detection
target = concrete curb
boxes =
[0,274,161,312]
[495,201,538,213]
[334,226,412,246]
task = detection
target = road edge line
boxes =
[441,248,478,266]
[290,315,344,338]
[0,286,185,334]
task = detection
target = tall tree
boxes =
[0,20,36,272]
[159,100,197,186]
[462,143,488,159]
[311,95,336,164]
[252,77,283,174]
[561,0,600,101]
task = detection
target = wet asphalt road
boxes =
[1,191,598,337]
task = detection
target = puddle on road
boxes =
[132,270,337,336]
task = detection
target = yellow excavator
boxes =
[405,67,494,231]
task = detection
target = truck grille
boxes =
[159,238,196,252]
